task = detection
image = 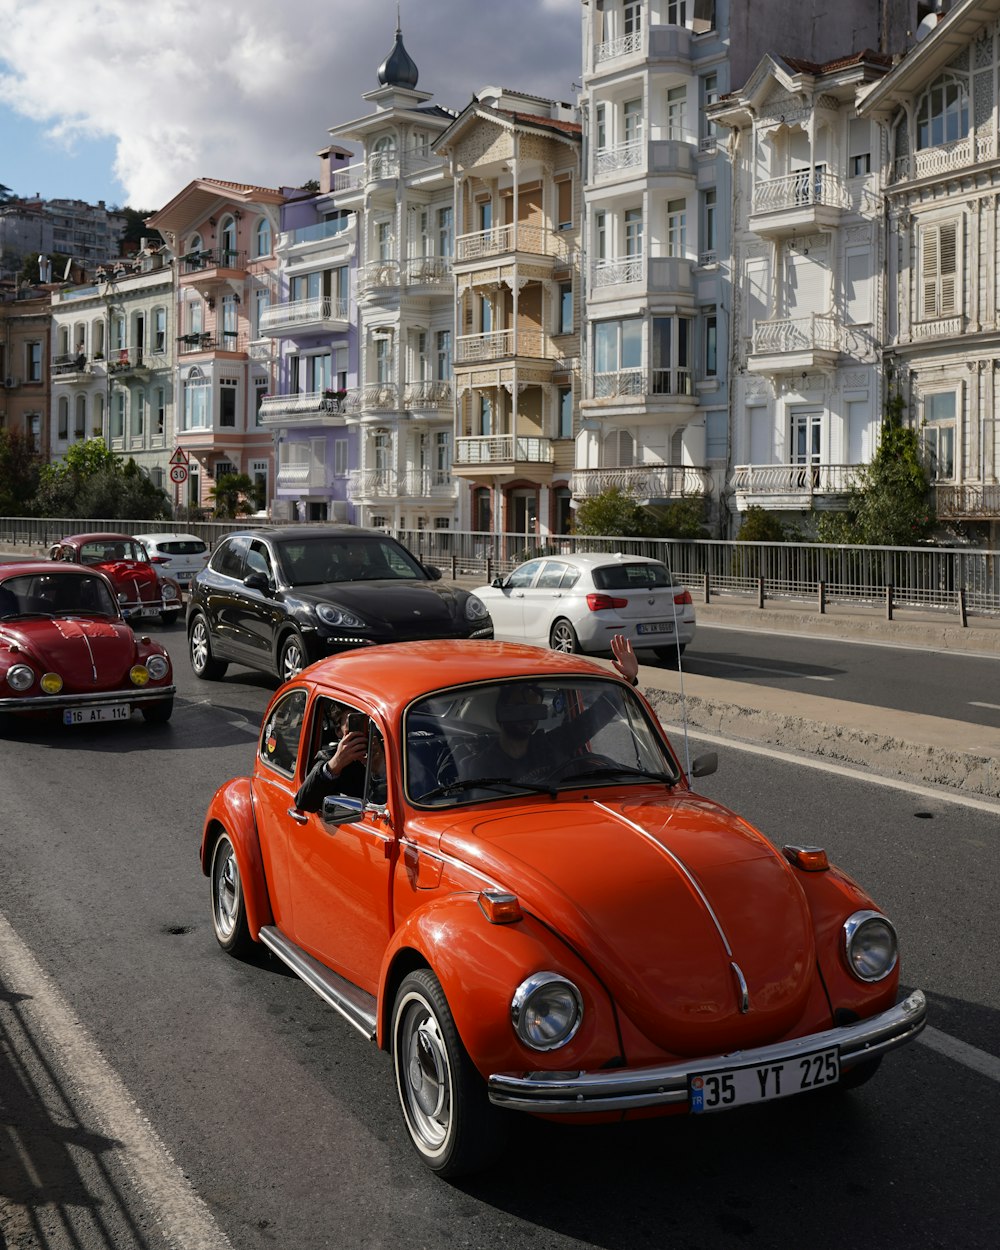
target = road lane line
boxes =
[969,701,1000,712]
[0,911,234,1250]
[663,722,1000,817]
[918,1026,1000,1083]
[693,657,835,681]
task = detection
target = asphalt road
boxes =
[1,622,998,1249]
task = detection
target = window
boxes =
[259,689,307,777]
[594,318,642,395]
[254,377,268,425]
[848,118,871,177]
[791,411,822,487]
[220,216,238,264]
[153,307,167,353]
[472,487,491,532]
[376,219,393,261]
[184,369,210,430]
[557,178,573,230]
[434,431,450,485]
[701,73,719,143]
[132,389,145,439]
[111,391,125,441]
[559,282,573,334]
[666,1,687,24]
[667,198,687,257]
[704,309,718,377]
[57,396,69,440]
[651,315,693,395]
[27,341,42,382]
[436,330,451,379]
[478,199,493,233]
[625,208,643,257]
[595,209,607,260]
[923,392,956,479]
[437,206,454,257]
[155,387,166,436]
[374,335,392,384]
[623,98,643,146]
[250,460,268,510]
[917,76,969,149]
[666,86,687,141]
[255,217,272,257]
[558,386,573,438]
[92,393,104,438]
[701,188,716,258]
[478,393,492,437]
[221,295,239,346]
[254,287,269,337]
[595,103,607,152]
[334,439,348,476]
[624,1,643,36]
[220,377,237,427]
[920,220,959,319]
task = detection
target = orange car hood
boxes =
[438,791,817,1055]
[3,617,138,688]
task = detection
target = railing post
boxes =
[818,580,826,615]
[451,555,457,580]
[485,556,492,584]
[885,585,894,621]
[958,587,968,628]
[704,572,711,604]
[757,577,765,609]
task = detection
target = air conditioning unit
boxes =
[3,377,19,389]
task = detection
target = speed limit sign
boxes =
[169,464,188,484]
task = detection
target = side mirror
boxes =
[689,752,718,779]
[321,794,363,825]
[243,573,270,593]
[491,576,506,588]
[423,564,443,581]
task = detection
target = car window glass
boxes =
[536,561,568,589]
[214,536,250,579]
[246,540,273,581]
[506,560,543,589]
[592,562,672,591]
[162,540,206,556]
[260,689,308,776]
[560,566,582,589]
[80,544,106,564]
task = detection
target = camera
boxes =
[345,712,367,735]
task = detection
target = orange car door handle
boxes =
[285,808,308,824]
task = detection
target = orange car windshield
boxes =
[404,677,679,807]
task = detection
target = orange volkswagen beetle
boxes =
[200,641,926,1177]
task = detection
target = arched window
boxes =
[255,217,271,257]
[57,325,69,355]
[187,233,203,255]
[184,367,210,430]
[92,393,105,438]
[371,133,397,179]
[75,395,87,439]
[917,75,969,149]
[57,395,69,440]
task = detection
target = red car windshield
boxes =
[0,573,118,618]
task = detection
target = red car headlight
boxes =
[7,664,36,691]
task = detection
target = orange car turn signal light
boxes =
[478,891,523,924]
[782,845,829,872]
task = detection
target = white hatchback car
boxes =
[134,533,210,589]
[475,552,696,664]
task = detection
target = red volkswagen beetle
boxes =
[49,532,182,625]
[0,562,175,725]
[201,641,926,1177]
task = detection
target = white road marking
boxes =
[665,721,1000,817]
[699,620,1000,661]
[694,656,835,681]
[0,911,234,1250]
[919,1026,1000,1083]
[969,701,1000,712]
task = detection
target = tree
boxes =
[817,390,934,546]
[34,438,170,520]
[573,487,658,538]
[114,207,162,251]
[209,472,256,519]
[735,505,795,543]
[0,428,42,514]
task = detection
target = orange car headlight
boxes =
[511,972,583,1052]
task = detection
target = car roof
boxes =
[134,532,205,544]
[0,561,109,580]
[222,525,385,542]
[58,532,135,545]
[519,552,667,570]
[296,640,622,712]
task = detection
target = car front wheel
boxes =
[549,618,580,653]
[278,630,308,682]
[189,614,228,680]
[209,832,254,958]
[141,697,173,723]
[391,969,505,1178]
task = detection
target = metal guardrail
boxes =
[2,519,998,621]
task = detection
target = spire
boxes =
[377,10,419,89]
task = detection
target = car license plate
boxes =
[636,621,674,635]
[689,1046,839,1113]
[138,607,158,616]
[63,705,132,725]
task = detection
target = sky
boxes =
[0,0,582,212]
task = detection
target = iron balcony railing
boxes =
[732,464,865,495]
[454,224,569,263]
[178,248,247,275]
[571,465,712,500]
[454,435,554,466]
[752,314,840,356]
[590,368,693,399]
[258,297,349,334]
[258,391,347,423]
[752,171,850,214]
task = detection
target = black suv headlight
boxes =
[316,603,368,629]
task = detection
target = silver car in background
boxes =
[474,552,696,665]
[134,533,210,589]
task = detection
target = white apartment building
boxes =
[328,25,460,533]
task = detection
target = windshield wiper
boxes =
[418,775,557,801]
[555,764,676,786]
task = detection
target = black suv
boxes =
[186,526,493,682]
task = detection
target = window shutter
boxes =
[921,228,939,319]
[939,222,957,314]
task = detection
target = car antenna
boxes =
[664,557,692,780]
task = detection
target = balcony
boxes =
[590,253,694,299]
[589,368,694,402]
[259,296,349,337]
[453,435,554,480]
[749,171,849,238]
[749,314,840,373]
[455,327,556,365]
[591,23,692,73]
[454,224,570,266]
[178,247,247,278]
[403,380,453,411]
[593,138,695,182]
[107,346,158,377]
[934,483,1000,519]
[891,134,996,185]
[358,259,401,298]
[571,464,712,502]
[403,256,452,289]
[177,331,248,356]
[276,459,328,491]
[344,383,401,415]
[280,216,356,250]
[398,471,456,499]
[349,468,399,499]
[52,352,90,382]
[258,391,347,427]
[732,463,863,510]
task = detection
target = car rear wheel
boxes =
[209,832,254,958]
[654,642,685,666]
[549,618,580,654]
[141,697,173,723]
[189,614,228,680]
[278,631,307,682]
[392,969,505,1178]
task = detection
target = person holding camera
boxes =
[295,705,383,812]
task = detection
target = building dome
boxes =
[377,25,419,89]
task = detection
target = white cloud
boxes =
[0,0,582,208]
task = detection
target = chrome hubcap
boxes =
[214,843,239,938]
[399,1000,450,1149]
[191,623,208,671]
